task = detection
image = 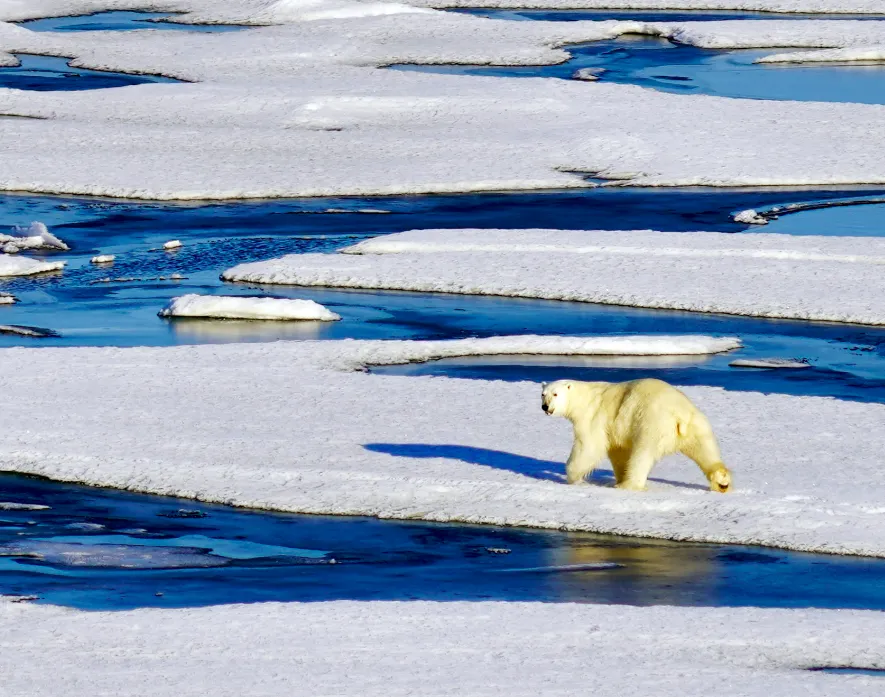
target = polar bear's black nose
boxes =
[542,403,549,413]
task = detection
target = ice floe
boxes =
[0,325,58,338]
[3,598,885,697]
[758,45,885,63]
[0,254,65,277]
[733,209,768,225]
[225,228,885,325]
[162,240,182,250]
[1,5,885,196]
[0,292,16,304]
[159,294,342,321]
[3,339,885,556]
[0,222,68,254]
[90,254,115,264]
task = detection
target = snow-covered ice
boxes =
[2,4,885,196]
[159,294,342,321]
[1,597,883,697]
[3,339,885,556]
[0,222,68,254]
[0,539,229,569]
[758,45,885,63]
[0,254,65,277]
[162,240,183,250]
[0,325,56,337]
[90,254,115,263]
[0,292,16,304]
[0,501,49,511]
[224,228,885,325]
[730,358,811,369]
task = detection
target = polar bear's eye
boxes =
[553,393,558,397]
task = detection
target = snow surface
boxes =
[733,208,768,225]
[90,254,115,263]
[0,222,68,254]
[3,5,885,196]
[759,45,885,62]
[407,0,885,11]
[159,294,342,321]
[5,339,885,556]
[0,254,64,277]
[1,597,884,697]
[225,228,885,325]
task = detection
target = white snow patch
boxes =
[0,293,16,305]
[0,254,65,277]
[225,228,885,325]
[3,340,885,556]
[0,222,69,254]
[163,240,183,250]
[159,294,342,321]
[730,358,811,369]
[90,254,115,264]
[572,67,605,81]
[733,209,768,225]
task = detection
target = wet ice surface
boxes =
[453,9,885,22]
[0,54,180,91]
[3,473,885,610]
[393,35,885,105]
[17,11,246,33]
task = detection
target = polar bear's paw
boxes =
[709,467,732,493]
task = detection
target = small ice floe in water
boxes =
[0,222,69,254]
[159,294,342,321]
[485,547,511,554]
[157,508,207,519]
[733,209,769,225]
[90,254,115,264]
[0,325,58,338]
[494,563,623,573]
[1,594,39,603]
[573,67,606,82]
[729,358,811,370]
[64,522,105,531]
[0,540,228,569]
[0,254,65,277]
[0,502,49,511]
[0,292,16,305]
[163,240,183,250]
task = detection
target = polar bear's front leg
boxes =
[565,434,604,485]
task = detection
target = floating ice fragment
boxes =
[0,222,69,254]
[573,67,606,82]
[495,563,623,573]
[159,294,341,321]
[0,325,58,338]
[733,209,769,225]
[729,358,811,370]
[91,254,115,264]
[0,254,65,277]
[0,502,50,511]
[0,293,16,305]
[163,240,183,250]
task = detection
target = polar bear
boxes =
[541,378,732,493]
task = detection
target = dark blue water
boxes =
[17,10,246,33]
[2,473,885,611]
[453,9,885,22]
[0,54,180,91]
[393,35,885,105]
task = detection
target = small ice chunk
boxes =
[0,222,69,254]
[0,502,50,511]
[733,209,769,225]
[572,67,606,82]
[64,522,105,531]
[0,293,16,305]
[91,254,115,264]
[159,294,342,322]
[0,325,57,338]
[730,358,811,370]
[0,254,65,277]
[0,540,228,569]
[163,240,183,250]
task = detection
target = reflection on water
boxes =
[167,317,328,342]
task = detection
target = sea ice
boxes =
[0,254,65,277]
[159,294,342,321]
[0,222,69,254]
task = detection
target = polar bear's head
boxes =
[541,380,573,417]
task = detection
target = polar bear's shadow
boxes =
[364,443,708,491]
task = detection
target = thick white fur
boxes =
[541,378,732,493]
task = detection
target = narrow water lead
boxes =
[1,473,885,611]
